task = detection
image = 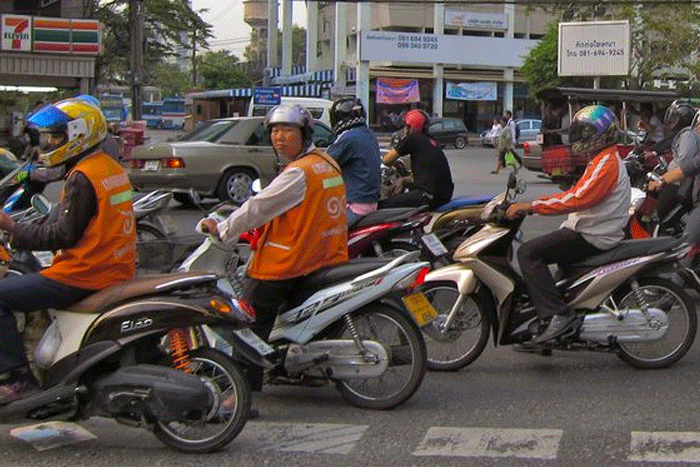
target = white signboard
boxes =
[445,10,507,30]
[445,82,497,101]
[1,15,32,52]
[558,21,630,77]
[360,30,537,68]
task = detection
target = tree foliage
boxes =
[86,0,212,86]
[199,50,252,89]
[150,62,191,97]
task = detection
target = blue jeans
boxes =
[0,272,94,374]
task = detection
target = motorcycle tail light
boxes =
[394,265,430,291]
[161,158,185,169]
[522,142,530,156]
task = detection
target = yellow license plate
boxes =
[551,167,562,176]
[402,292,439,327]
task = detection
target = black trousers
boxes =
[517,228,605,319]
[0,272,94,375]
[379,188,447,210]
[243,275,305,391]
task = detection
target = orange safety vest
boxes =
[249,149,348,280]
[41,151,137,290]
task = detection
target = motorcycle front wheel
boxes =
[613,277,696,369]
[154,348,251,453]
[419,281,489,371]
[334,304,427,410]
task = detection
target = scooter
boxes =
[0,196,257,454]
[179,203,435,410]
[419,171,697,371]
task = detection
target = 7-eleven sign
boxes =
[2,15,32,52]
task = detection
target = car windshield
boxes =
[179,120,240,143]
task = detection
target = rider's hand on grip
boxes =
[196,218,220,239]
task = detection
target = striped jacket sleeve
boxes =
[531,149,620,216]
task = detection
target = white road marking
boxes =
[630,431,700,463]
[413,427,563,459]
[239,422,369,455]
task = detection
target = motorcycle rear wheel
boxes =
[613,277,696,369]
[154,348,251,453]
[419,281,489,371]
[334,304,427,410]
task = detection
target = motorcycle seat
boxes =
[565,236,683,272]
[67,270,219,314]
[433,194,493,212]
[351,206,428,229]
[289,258,392,307]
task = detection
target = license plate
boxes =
[144,160,159,171]
[551,167,562,176]
[421,233,448,257]
[234,328,276,355]
[536,133,543,145]
[402,292,439,326]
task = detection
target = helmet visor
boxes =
[27,104,70,132]
[568,121,596,145]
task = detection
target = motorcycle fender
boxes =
[424,264,477,295]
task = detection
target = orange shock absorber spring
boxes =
[169,328,191,372]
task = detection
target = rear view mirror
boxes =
[251,179,262,194]
[516,179,527,194]
[30,194,51,216]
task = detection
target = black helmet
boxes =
[330,97,366,133]
[664,100,695,137]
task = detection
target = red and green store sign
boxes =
[1,15,100,55]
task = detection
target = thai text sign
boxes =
[558,21,630,76]
[445,10,507,30]
[446,82,497,101]
[360,30,536,68]
[376,79,420,104]
[1,14,100,54]
[253,87,282,106]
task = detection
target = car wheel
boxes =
[217,169,255,204]
[454,136,466,149]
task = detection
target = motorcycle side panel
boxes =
[49,310,99,365]
[82,299,218,346]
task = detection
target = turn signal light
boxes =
[209,298,231,314]
[161,158,185,169]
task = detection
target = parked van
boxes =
[247,97,333,127]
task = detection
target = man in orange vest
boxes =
[200,104,348,392]
[0,97,137,404]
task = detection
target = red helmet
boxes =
[404,109,429,133]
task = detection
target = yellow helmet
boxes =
[26,97,107,167]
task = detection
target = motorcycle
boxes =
[418,171,697,371]
[0,195,257,453]
[179,202,434,410]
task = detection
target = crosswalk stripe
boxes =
[629,431,700,463]
[238,422,369,454]
[413,427,563,459]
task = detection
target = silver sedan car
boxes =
[128,116,335,204]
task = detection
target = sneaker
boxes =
[533,314,578,344]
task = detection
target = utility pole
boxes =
[130,0,144,121]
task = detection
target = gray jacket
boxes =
[675,128,700,204]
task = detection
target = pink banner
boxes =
[376,78,420,104]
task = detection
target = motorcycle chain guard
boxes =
[579,308,668,343]
[284,340,389,379]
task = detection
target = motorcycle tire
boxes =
[154,348,251,453]
[334,304,427,410]
[613,276,696,369]
[418,281,489,371]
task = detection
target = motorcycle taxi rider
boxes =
[0,97,137,403]
[648,108,700,267]
[506,105,631,344]
[381,109,454,209]
[199,104,348,395]
[326,97,382,227]
[647,102,700,221]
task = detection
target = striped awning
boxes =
[188,83,331,100]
